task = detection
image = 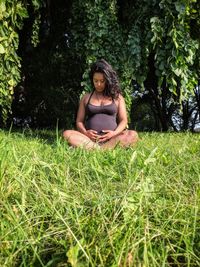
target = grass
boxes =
[0,128,200,266]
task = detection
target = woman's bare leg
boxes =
[101,130,139,149]
[63,130,99,149]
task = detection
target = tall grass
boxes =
[0,129,200,266]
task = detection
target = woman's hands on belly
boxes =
[97,130,116,142]
[85,130,98,141]
[85,129,116,143]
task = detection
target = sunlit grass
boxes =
[0,129,200,266]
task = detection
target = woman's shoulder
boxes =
[118,94,124,100]
[83,92,91,99]
[115,94,124,103]
[80,92,93,105]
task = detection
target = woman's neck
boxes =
[94,90,104,96]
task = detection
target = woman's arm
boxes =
[76,95,88,134]
[113,95,128,135]
[76,94,98,141]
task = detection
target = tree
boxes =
[121,0,200,131]
[0,0,42,125]
[17,0,80,128]
[1,0,200,131]
[67,0,200,130]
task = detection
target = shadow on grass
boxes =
[3,126,64,146]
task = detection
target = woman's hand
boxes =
[98,130,116,142]
[86,130,98,141]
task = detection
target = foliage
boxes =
[16,0,81,129]
[124,0,200,95]
[121,0,200,130]
[1,0,200,130]
[0,129,200,265]
[0,0,27,123]
[151,0,199,98]
[0,0,42,124]
[69,0,200,128]
[70,0,133,114]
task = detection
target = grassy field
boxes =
[0,129,200,267]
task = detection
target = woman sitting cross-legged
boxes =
[63,59,139,149]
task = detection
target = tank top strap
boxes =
[85,90,94,113]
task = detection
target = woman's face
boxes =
[93,72,106,93]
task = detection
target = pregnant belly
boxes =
[85,114,117,133]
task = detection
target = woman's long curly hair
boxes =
[89,59,121,99]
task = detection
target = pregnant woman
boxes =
[63,59,138,149]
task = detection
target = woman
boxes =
[63,59,138,149]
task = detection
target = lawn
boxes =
[0,129,200,266]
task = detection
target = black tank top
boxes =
[85,92,118,133]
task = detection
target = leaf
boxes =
[16,3,28,19]
[31,0,41,10]
[175,2,186,14]
[0,0,6,20]
[171,78,177,87]
[158,61,165,71]
[0,43,5,54]
[8,79,16,86]
[67,239,84,267]
[173,68,182,76]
